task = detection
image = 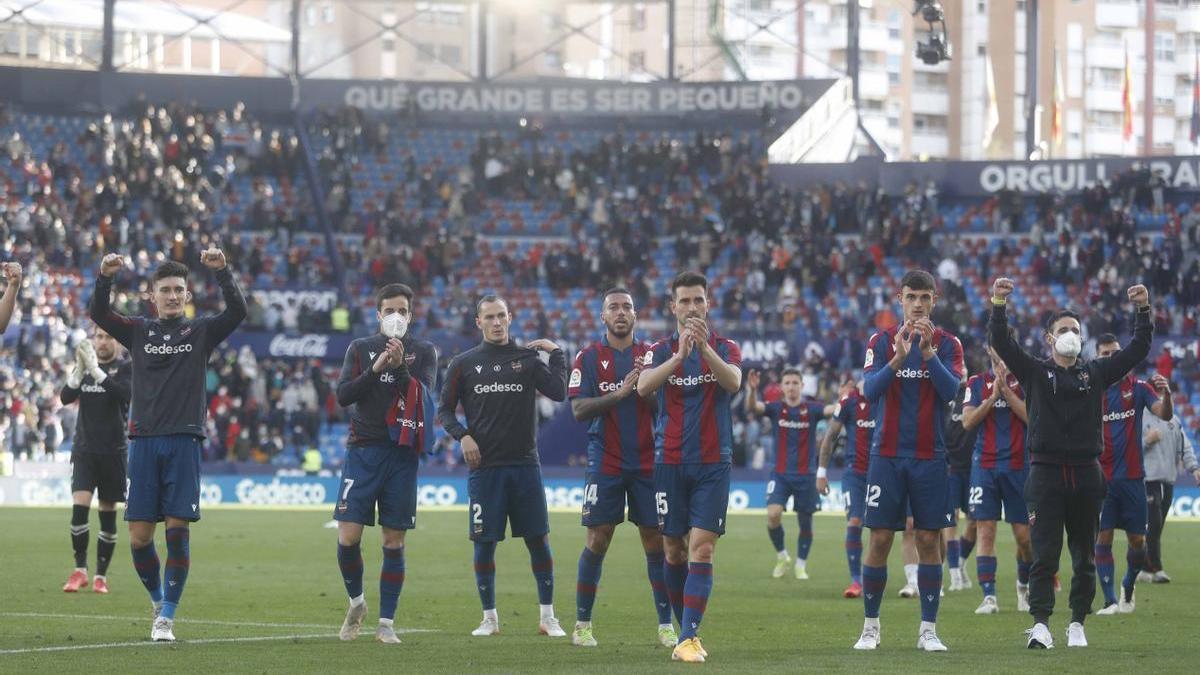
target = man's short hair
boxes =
[476,294,509,316]
[781,368,802,379]
[376,283,414,311]
[603,287,633,303]
[1044,308,1081,333]
[671,271,708,297]
[1096,332,1120,347]
[899,269,937,292]
[152,261,189,284]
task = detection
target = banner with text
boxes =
[4,475,1200,518]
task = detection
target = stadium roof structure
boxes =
[0,0,290,43]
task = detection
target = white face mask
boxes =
[381,313,409,339]
[1053,331,1082,358]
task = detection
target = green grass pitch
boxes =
[1,507,1196,673]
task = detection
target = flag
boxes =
[1052,48,1064,148]
[983,53,999,152]
[1191,51,1199,144]
[1121,43,1134,142]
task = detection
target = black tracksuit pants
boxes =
[1145,480,1174,573]
[1023,461,1107,625]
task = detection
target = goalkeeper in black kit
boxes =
[438,294,569,638]
[60,327,132,595]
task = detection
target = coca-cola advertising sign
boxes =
[269,334,331,358]
[227,331,353,361]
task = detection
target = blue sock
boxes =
[645,551,671,625]
[161,528,190,620]
[845,525,863,584]
[525,536,554,606]
[337,542,364,600]
[976,555,997,597]
[1096,544,1116,605]
[959,536,976,562]
[946,539,961,570]
[679,562,713,640]
[474,541,497,610]
[1122,545,1145,600]
[767,525,785,553]
[664,560,688,626]
[862,565,887,618]
[1017,558,1031,586]
[576,547,604,622]
[131,542,163,603]
[917,563,943,623]
[796,513,813,561]
[379,546,405,621]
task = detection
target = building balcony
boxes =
[1095,2,1139,29]
[912,90,949,115]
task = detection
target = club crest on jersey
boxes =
[180,327,191,337]
[511,360,522,372]
[569,369,582,388]
[475,365,483,374]
[405,353,416,365]
[1122,390,1133,399]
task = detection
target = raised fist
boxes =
[100,254,125,278]
[992,277,1015,300]
[1127,284,1149,309]
[201,248,227,271]
[1,262,21,285]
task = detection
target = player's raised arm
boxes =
[1094,285,1154,388]
[960,376,996,430]
[0,262,21,333]
[988,278,1038,382]
[89,254,139,348]
[526,339,568,402]
[744,369,766,415]
[198,248,247,350]
[816,417,845,495]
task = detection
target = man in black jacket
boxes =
[438,294,568,639]
[989,277,1152,650]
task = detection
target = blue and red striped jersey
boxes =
[965,372,1027,471]
[836,390,875,476]
[568,335,656,475]
[763,400,827,475]
[1100,375,1158,481]
[863,325,964,460]
[646,332,742,465]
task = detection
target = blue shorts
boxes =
[582,470,656,528]
[969,466,1029,524]
[655,462,730,538]
[333,445,419,530]
[766,472,820,514]
[863,456,950,531]
[842,470,868,521]
[1100,478,1148,535]
[946,469,971,526]
[468,465,549,542]
[125,435,202,523]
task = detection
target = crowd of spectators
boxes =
[3,100,1198,467]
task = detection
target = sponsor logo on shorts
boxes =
[474,382,525,394]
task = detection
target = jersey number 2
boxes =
[472,503,484,525]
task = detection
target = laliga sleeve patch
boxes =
[863,348,875,368]
[963,387,972,404]
[643,351,655,366]
[569,368,582,388]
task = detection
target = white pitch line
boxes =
[0,633,333,655]
[0,612,438,633]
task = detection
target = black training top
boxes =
[337,333,438,447]
[60,357,132,454]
